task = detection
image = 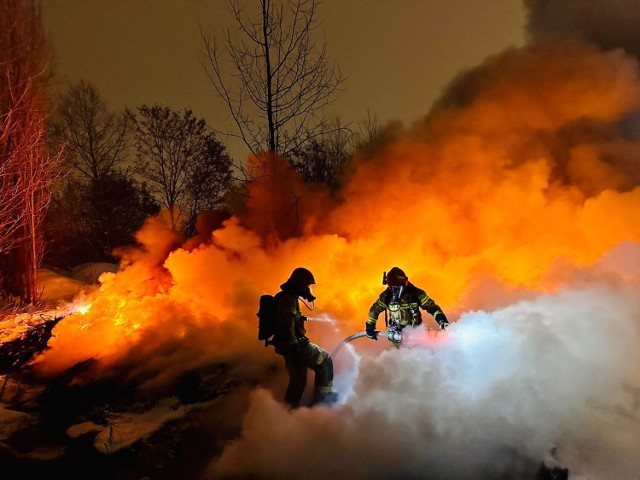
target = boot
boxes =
[314,390,339,406]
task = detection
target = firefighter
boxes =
[273,267,337,408]
[366,266,449,341]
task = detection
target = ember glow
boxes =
[75,303,91,315]
[24,39,640,478]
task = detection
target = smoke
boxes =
[523,0,640,147]
[209,244,640,479]
[23,3,640,477]
[33,38,640,381]
[524,0,640,58]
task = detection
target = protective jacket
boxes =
[273,290,308,355]
[367,282,446,328]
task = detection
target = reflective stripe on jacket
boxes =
[367,282,443,327]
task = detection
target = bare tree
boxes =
[0,103,28,255]
[46,173,160,266]
[288,117,355,188]
[184,136,235,234]
[129,105,234,231]
[0,0,61,302]
[202,0,344,159]
[354,110,380,151]
[44,82,164,267]
[288,112,384,188]
[52,80,129,181]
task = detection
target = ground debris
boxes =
[0,315,64,375]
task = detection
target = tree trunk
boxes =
[0,0,58,303]
[262,0,276,153]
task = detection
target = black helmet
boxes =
[286,267,316,289]
[384,267,408,287]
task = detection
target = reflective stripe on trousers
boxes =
[283,342,333,408]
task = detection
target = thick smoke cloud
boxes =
[34,37,640,384]
[524,0,640,58]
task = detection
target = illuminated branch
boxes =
[0,0,62,303]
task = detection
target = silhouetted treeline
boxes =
[44,82,234,269]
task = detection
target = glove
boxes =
[365,322,378,340]
[436,313,450,330]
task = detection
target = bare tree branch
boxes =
[0,0,62,302]
[129,105,234,232]
[201,0,345,162]
[51,81,130,182]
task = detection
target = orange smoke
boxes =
[32,39,640,387]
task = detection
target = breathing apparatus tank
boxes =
[386,277,405,343]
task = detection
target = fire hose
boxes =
[330,324,443,359]
[330,330,399,359]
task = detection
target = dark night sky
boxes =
[42,0,526,161]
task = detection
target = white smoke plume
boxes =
[209,243,640,480]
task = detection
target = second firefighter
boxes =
[366,266,449,342]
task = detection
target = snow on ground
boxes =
[37,267,100,304]
[0,263,122,460]
[67,396,218,454]
[70,263,118,285]
[0,265,115,343]
[1,261,222,468]
[0,403,32,441]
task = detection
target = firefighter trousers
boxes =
[283,341,333,408]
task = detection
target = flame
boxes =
[27,40,640,390]
[75,303,92,315]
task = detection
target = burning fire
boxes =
[23,40,640,399]
[73,302,92,316]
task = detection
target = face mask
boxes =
[301,285,316,302]
[390,285,404,302]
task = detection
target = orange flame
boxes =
[31,40,640,388]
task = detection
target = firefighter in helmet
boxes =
[366,266,449,342]
[273,267,337,408]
